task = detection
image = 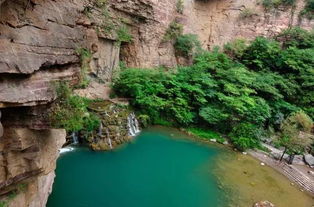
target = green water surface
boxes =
[47,128,226,207]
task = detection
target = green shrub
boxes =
[276,111,314,154]
[229,123,262,151]
[0,201,7,207]
[275,27,314,49]
[95,0,108,8]
[241,37,281,71]
[223,39,248,59]
[176,0,184,14]
[138,114,151,127]
[262,0,296,9]
[199,106,229,125]
[50,82,100,132]
[187,127,225,143]
[116,25,133,44]
[174,34,201,57]
[300,0,314,20]
[76,48,92,88]
[153,117,174,127]
[163,21,183,42]
[239,8,257,19]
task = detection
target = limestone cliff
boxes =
[0,129,65,207]
[0,0,313,206]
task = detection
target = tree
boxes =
[278,111,314,164]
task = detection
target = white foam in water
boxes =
[59,146,75,154]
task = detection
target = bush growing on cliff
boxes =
[262,0,296,9]
[300,0,314,20]
[163,21,183,42]
[174,34,201,57]
[223,39,248,59]
[176,0,184,14]
[275,27,314,49]
[239,8,257,19]
[116,25,133,44]
[50,82,100,132]
[76,48,92,89]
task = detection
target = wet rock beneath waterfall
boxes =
[253,201,275,207]
[85,101,140,151]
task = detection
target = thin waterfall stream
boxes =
[127,112,140,136]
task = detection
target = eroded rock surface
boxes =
[0,128,66,207]
[184,0,314,49]
[86,101,137,151]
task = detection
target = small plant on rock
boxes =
[239,8,257,19]
[116,25,133,45]
[176,0,184,14]
[76,48,92,89]
[163,21,183,42]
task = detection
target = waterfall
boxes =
[72,132,79,145]
[98,123,103,136]
[59,132,78,154]
[108,138,113,149]
[105,128,113,149]
[127,113,140,137]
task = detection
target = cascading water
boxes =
[59,132,78,154]
[105,128,113,149]
[98,123,103,136]
[127,113,140,137]
[72,132,79,144]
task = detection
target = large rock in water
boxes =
[304,154,314,167]
[253,201,275,207]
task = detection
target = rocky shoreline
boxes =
[248,149,314,196]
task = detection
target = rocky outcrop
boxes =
[85,100,139,151]
[304,154,314,167]
[0,128,66,207]
[184,0,314,49]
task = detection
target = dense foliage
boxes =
[50,83,100,132]
[174,34,201,57]
[113,27,314,151]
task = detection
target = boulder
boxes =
[253,201,275,207]
[292,155,305,165]
[304,154,314,167]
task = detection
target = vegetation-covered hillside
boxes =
[113,27,314,152]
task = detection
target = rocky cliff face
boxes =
[0,0,313,206]
[0,128,65,207]
[184,0,314,49]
